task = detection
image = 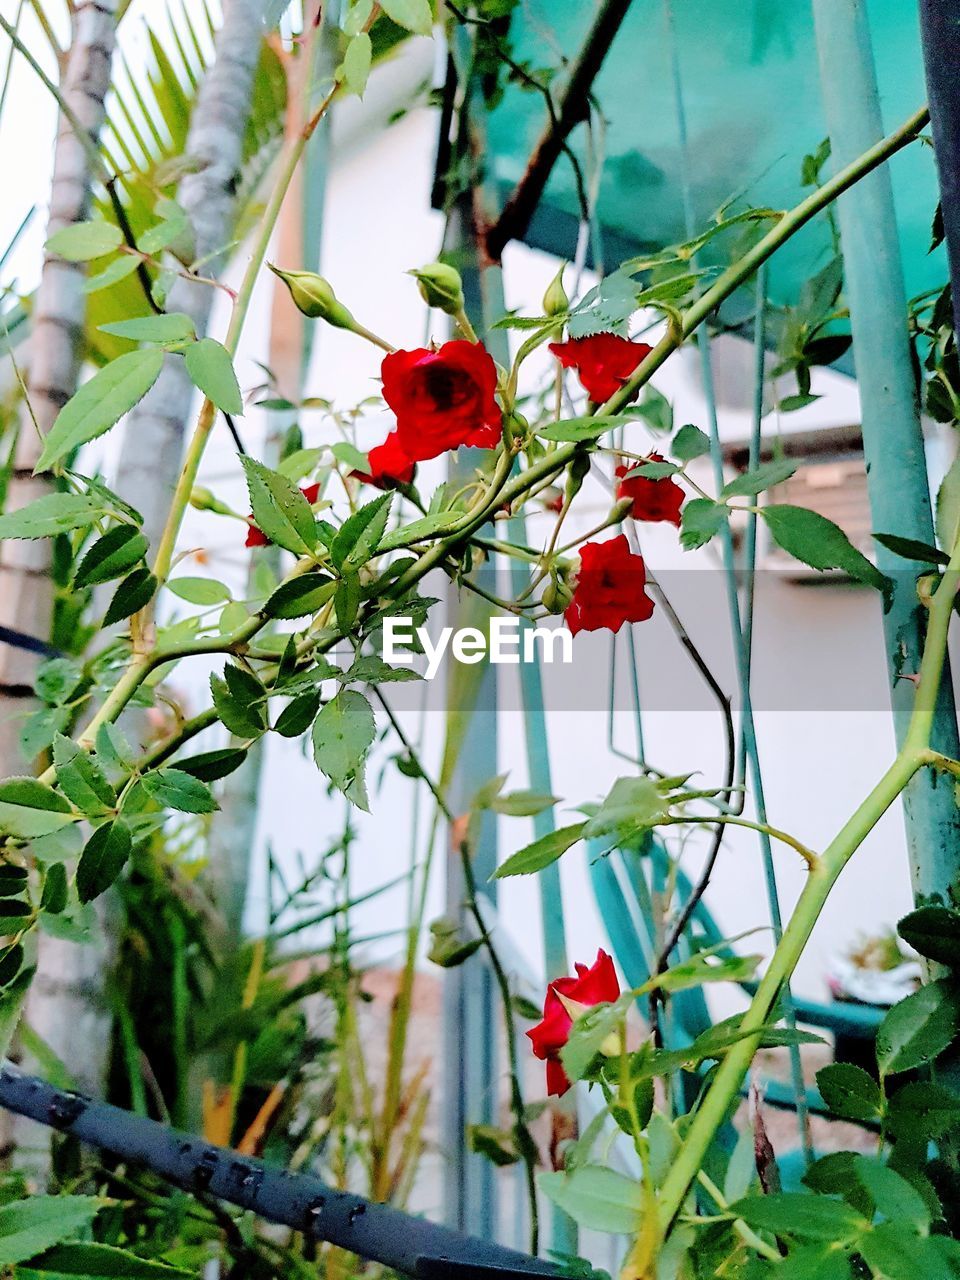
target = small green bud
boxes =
[542,263,569,317]
[190,487,235,517]
[565,448,592,501]
[542,571,575,615]
[268,264,358,330]
[409,261,465,316]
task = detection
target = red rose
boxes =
[527,949,621,1096]
[245,482,320,548]
[352,431,416,489]
[381,340,502,461]
[615,455,684,526]
[549,334,653,403]
[564,535,655,636]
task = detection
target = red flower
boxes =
[527,950,621,1096]
[352,431,416,489]
[245,482,320,548]
[549,334,652,403]
[564,535,655,636]
[615,455,684,527]
[381,340,502,461]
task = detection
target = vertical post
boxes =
[812,0,960,904]
[919,1,960,337]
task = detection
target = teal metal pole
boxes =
[812,0,960,904]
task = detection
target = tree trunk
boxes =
[0,0,120,1164]
[111,0,266,554]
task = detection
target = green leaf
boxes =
[624,460,680,480]
[876,980,959,1075]
[167,576,232,606]
[210,673,265,740]
[680,498,729,550]
[24,1241,193,1278]
[340,32,372,96]
[815,1062,883,1123]
[73,526,148,588]
[274,692,321,738]
[185,338,243,415]
[873,533,950,567]
[539,1166,642,1235]
[331,493,393,569]
[853,1155,930,1231]
[84,255,142,294]
[491,822,586,879]
[0,1196,101,1266]
[175,749,248,783]
[729,1192,864,1243]
[40,863,68,915]
[377,511,462,552]
[52,735,116,817]
[772,1245,851,1280]
[722,458,797,498]
[0,778,73,839]
[897,904,960,966]
[0,900,32,917]
[99,313,195,343]
[582,775,670,844]
[858,1221,945,1280]
[489,790,559,817]
[378,0,432,34]
[560,992,634,1082]
[0,495,100,540]
[142,768,217,815]
[47,220,123,261]
[762,504,891,601]
[36,349,165,472]
[467,1124,520,1168]
[538,416,634,443]
[335,572,362,632]
[240,456,318,555]
[264,573,337,619]
[887,1080,960,1139]
[428,915,484,968]
[672,424,711,460]
[936,454,960,554]
[103,568,157,626]
[312,688,376,810]
[345,654,421,684]
[76,819,132,903]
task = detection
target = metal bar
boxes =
[919,0,960,338]
[0,1068,559,1280]
[813,0,960,904]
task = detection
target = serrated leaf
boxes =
[873,532,949,567]
[84,255,142,294]
[331,493,393,569]
[762,504,891,601]
[815,1062,883,1123]
[539,1166,642,1235]
[210,674,264,740]
[492,822,586,879]
[274,692,321,738]
[47,220,123,261]
[312,688,376,810]
[264,573,336,619]
[103,568,157,626]
[40,863,68,915]
[538,416,633,443]
[0,778,73,839]
[378,0,432,34]
[722,457,796,498]
[898,904,960,965]
[377,511,461,552]
[24,1241,193,1278]
[0,1196,101,1266]
[0,494,100,541]
[141,768,217,814]
[241,457,317,555]
[74,526,148,587]
[680,498,729,550]
[854,1155,930,1231]
[185,338,243,415]
[167,576,232,606]
[340,32,372,96]
[99,313,195,343]
[76,820,132,903]
[175,748,247,783]
[52,735,116,817]
[36,350,165,472]
[671,424,711,461]
[729,1192,864,1242]
[876,980,959,1075]
[346,654,421,685]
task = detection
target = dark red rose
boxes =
[527,949,620,1097]
[352,430,416,489]
[564,535,655,636]
[245,482,320,548]
[616,455,684,527]
[549,333,653,403]
[381,340,502,461]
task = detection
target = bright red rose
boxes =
[527,949,621,1097]
[615,455,684,527]
[564,535,655,636]
[381,340,502,461]
[549,333,653,403]
[352,431,416,489]
[245,482,320,548]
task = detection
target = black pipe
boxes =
[0,1066,564,1280]
[920,0,960,333]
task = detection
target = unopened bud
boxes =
[409,262,465,316]
[542,569,574,614]
[565,448,592,502]
[268,264,358,330]
[542,263,569,317]
[190,487,235,517]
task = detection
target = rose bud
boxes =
[268,264,358,330]
[409,261,465,317]
[542,263,569,317]
[189,487,235,517]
